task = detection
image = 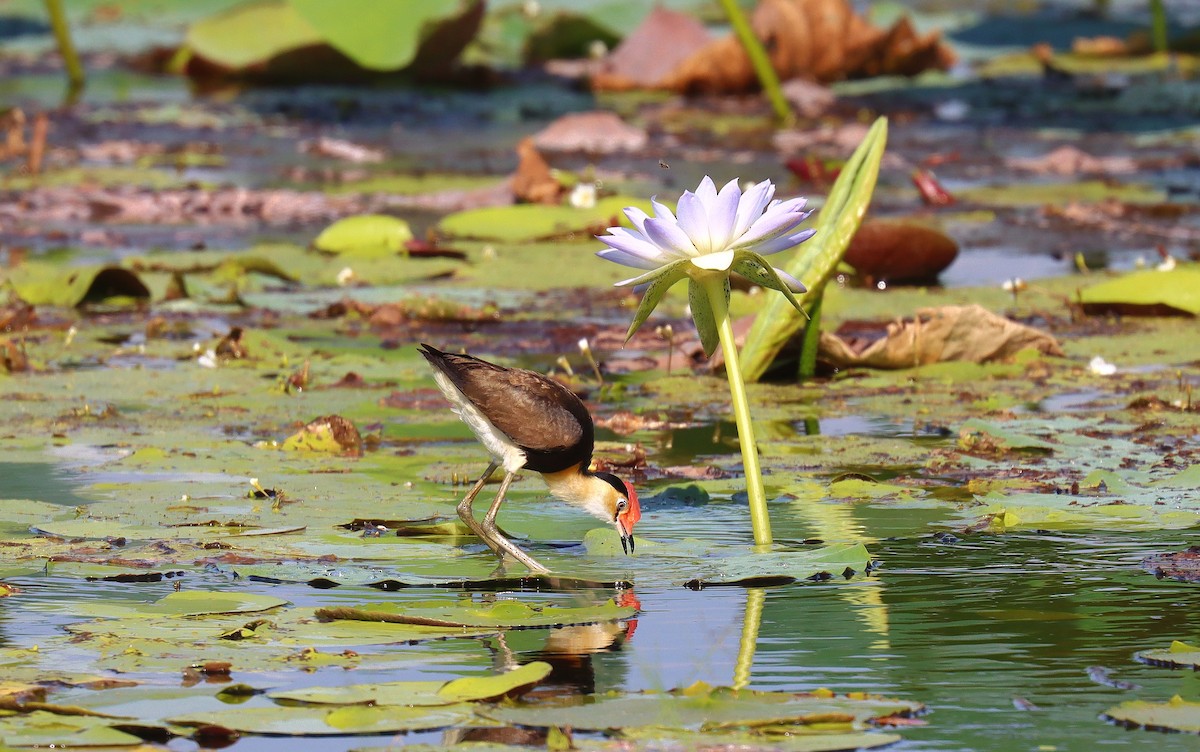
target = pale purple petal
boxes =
[597,248,663,270]
[596,232,667,262]
[623,206,651,233]
[752,228,817,255]
[643,217,698,257]
[674,191,711,254]
[651,197,677,223]
[773,267,807,293]
[735,210,809,247]
[707,178,742,252]
[695,175,718,205]
[732,179,774,241]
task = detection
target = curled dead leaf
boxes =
[511,137,563,205]
[820,304,1063,370]
[650,0,954,94]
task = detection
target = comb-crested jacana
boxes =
[419,344,641,573]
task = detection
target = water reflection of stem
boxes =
[703,274,772,547]
[733,588,765,690]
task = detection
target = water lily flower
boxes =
[596,176,813,355]
[596,176,817,550]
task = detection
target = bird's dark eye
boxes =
[616,499,627,512]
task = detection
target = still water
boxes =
[3,491,1196,751]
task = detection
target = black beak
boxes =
[620,533,635,555]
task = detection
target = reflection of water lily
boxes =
[597,178,813,352]
[596,176,816,548]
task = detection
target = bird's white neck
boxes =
[541,464,615,524]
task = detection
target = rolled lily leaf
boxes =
[739,117,888,382]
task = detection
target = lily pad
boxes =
[1103,695,1200,733]
[0,711,150,748]
[437,196,653,242]
[1079,268,1200,316]
[5,264,150,307]
[170,703,481,735]
[77,590,288,618]
[289,0,480,71]
[314,599,635,629]
[484,682,922,731]
[1135,640,1200,669]
[312,214,415,259]
[268,661,550,706]
[184,0,322,71]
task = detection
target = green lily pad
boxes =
[290,0,480,71]
[1080,268,1200,316]
[184,0,322,71]
[268,661,550,706]
[0,711,149,748]
[1135,640,1200,669]
[437,196,652,242]
[312,214,415,259]
[484,683,922,731]
[314,599,635,629]
[5,264,150,307]
[76,590,288,619]
[1103,695,1200,733]
[170,703,482,735]
[968,491,1200,532]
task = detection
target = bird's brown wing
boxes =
[432,350,590,454]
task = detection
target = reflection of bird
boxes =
[419,344,641,573]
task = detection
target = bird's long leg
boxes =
[481,471,550,574]
[456,464,549,574]
[457,462,501,553]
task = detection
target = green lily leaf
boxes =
[438,196,654,242]
[314,599,634,629]
[312,214,415,259]
[5,263,151,307]
[740,116,888,382]
[437,661,552,702]
[1103,695,1200,733]
[75,591,288,619]
[289,0,481,71]
[266,662,549,706]
[483,683,922,730]
[184,0,322,71]
[0,711,150,748]
[1079,267,1200,316]
[170,703,482,735]
[1136,640,1200,669]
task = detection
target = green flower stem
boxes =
[732,587,765,690]
[717,0,793,127]
[44,0,85,93]
[701,274,772,547]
